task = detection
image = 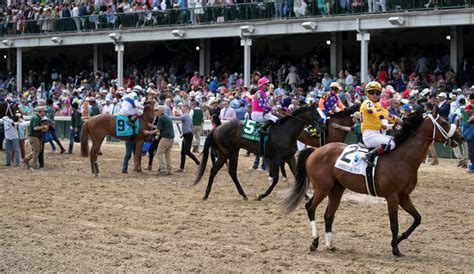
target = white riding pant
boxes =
[119,101,141,116]
[251,111,278,123]
[362,130,395,150]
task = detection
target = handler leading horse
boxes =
[81,102,154,176]
[283,109,462,256]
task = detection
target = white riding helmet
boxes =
[133,85,143,93]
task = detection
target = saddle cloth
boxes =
[335,144,379,196]
[240,120,267,142]
[116,115,139,137]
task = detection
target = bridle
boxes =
[3,102,14,118]
[282,106,321,127]
[412,113,456,145]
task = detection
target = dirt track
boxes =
[1,143,473,271]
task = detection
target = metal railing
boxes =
[0,0,471,37]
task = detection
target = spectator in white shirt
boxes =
[111,98,121,115]
[0,115,27,166]
[219,100,237,121]
[102,98,114,114]
[344,70,354,87]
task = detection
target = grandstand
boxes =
[0,1,473,91]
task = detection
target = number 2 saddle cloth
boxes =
[335,144,380,196]
[116,115,140,137]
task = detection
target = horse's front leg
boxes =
[397,194,421,244]
[134,140,144,172]
[386,194,402,256]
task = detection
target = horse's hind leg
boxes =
[90,139,104,177]
[280,161,287,181]
[397,194,421,244]
[203,153,227,201]
[227,152,248,200]
[257,158,281,201]
[323,183,345,251]
[306,189,328,252]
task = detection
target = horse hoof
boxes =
[257,194,265,201]
[94,173,99,178]
[202,196,208,201]
[327,246,337,252]
[136,169,142,173]
[309,243,318,252]
[242,196,248,201]
[392,250,404,257]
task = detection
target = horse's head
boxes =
[293,104,322,127]
[423,112,462,147]
[396,109,461,147]
[0,101,19,121]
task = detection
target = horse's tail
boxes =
[282,147,315,214]
[81,121,90,158]
[194,128,215,185]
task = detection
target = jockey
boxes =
[251,77,278,134]
[318,82,345,122]
[361,81,402,167]
[120,85,144,127]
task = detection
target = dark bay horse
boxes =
[297,104,360,147]
[283,110,462,256]
[195,104,320,201]
[81,103,154,176]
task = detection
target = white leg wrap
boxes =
[325,232,334,248]
[310,220,318,239]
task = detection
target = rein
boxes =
[2,102,14,118]
[281,109,317,126]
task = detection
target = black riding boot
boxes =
[258,120,274,135]
[127,116,136,127]
[366,144,388,167]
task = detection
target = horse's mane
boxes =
[275,105,312,125]
[394,110,425,146]
[331,103,360,118]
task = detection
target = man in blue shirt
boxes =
[235,101,247,121]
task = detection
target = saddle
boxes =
[116,115,139,137]
[241,120,268,142]
[334,144,379,196]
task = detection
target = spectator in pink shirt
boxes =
[190,71,203,90]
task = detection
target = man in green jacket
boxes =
[191,101,204,153]
[24,106,46,169]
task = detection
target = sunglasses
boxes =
[367,90,382,96]
[330,87,338,91]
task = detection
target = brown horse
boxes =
[81,103,154,176]
[283,109,462,256]
[297,104,360,147]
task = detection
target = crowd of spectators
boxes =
[1,47,474,172]
[1,0,468,36]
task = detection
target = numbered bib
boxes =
[241,120,263,141]
[116,115,139,137]
[334,144,369,175]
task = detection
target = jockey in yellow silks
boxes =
[361,81,402,167]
